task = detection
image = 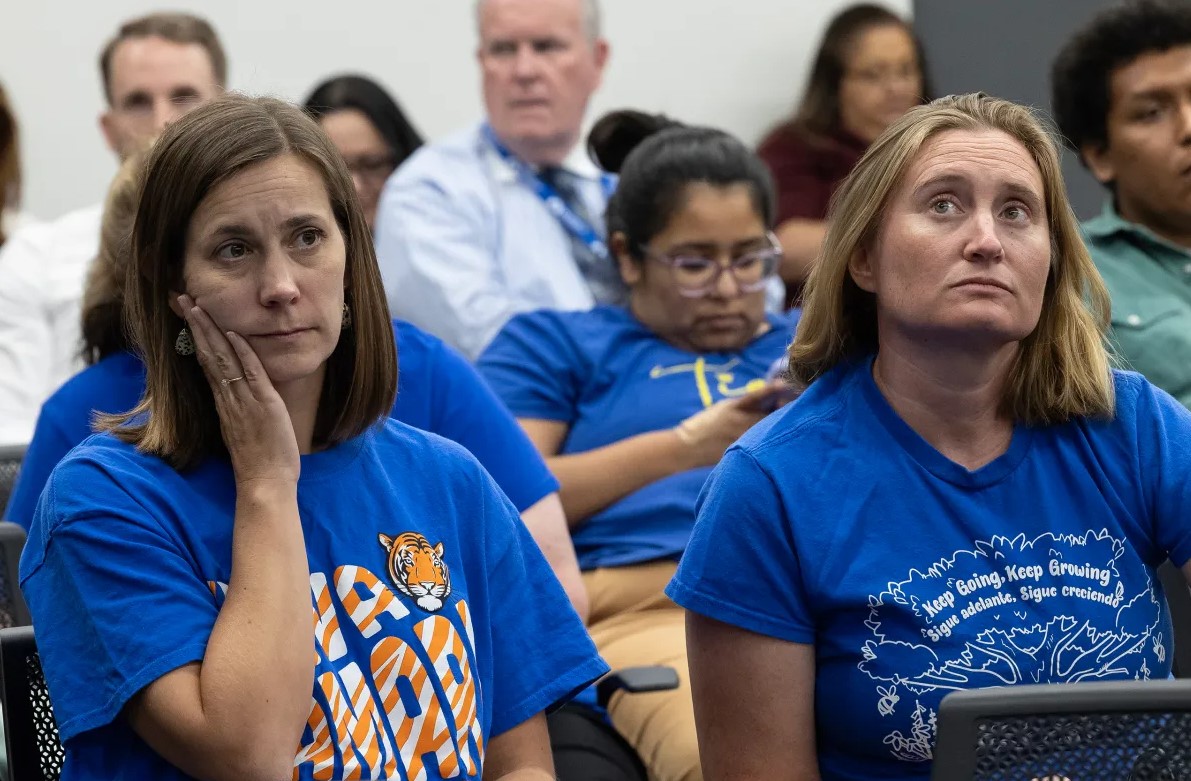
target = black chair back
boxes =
[0,522,29,629]
[0,627,63,781]
[932,680,1191,780]
[0,445,25,520]
[1159,559,1191,679]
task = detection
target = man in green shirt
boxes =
[1052,0,1191,408]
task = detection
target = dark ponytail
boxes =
[587,109,776,260]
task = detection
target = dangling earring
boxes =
[342,302,353,329]
[175,327,195,356]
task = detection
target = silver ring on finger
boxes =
[220,376,245,387]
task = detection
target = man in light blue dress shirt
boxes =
[374,0,622,359]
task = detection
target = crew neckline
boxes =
[857,356,1033,488]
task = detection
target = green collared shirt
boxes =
[1084,200,1191,408]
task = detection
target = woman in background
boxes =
[758,3,928,298]
[481,109,798,781]
[304,74,423,232]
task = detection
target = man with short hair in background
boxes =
[1053,0,1191,409]
[374,0,621,359]
[0,12,225,445]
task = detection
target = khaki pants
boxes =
[583,560,701,781]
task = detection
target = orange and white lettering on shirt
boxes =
[334,564,411,638]
[264,564,485,780]
[417,615,482,775]
[455,600,475,651]
[293,670,354,779]
[310,573,347,662]
[371,634,451,781]
[336,662,397,777]
[206,580,227,604]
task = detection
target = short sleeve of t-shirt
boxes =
[1126,374,1191,567]
[666,446,815,644]
[18,449,216,742]
[414,329,559,512]
[471,460,609,734]
[478,311,584,423]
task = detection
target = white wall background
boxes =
[2,0,911,221]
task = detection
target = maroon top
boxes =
[757,125,870,224]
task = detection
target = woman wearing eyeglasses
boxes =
[758,4,929,300]
[478,109,797,781]
[303,74,424,232]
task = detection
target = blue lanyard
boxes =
[482,123,617,259]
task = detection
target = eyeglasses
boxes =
[343,153,397,183]
[639,232,782,298]
[845,63,921,88]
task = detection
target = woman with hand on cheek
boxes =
[19,94,604,781]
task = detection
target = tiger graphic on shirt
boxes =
[207,530,482,780]
[379,531,452,612]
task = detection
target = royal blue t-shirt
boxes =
[478,305,797,570]
[667,358,1191,780]
[4,320,558,527]
[20,419,607,781]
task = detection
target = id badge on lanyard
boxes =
[482,123,617,260]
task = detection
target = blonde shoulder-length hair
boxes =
[791,92,1114,424]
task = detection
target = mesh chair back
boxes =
[932,680,1191,781]
[0,627,64,781]
[0,445,25,519]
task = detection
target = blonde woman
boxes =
[668,93,1191,779]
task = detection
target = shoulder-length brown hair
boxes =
[779,4,931,144]
[791,93,1115,425]
[104,93,396,469]
[0,82,20,247]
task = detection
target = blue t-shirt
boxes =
[4,320,558,527]
[667,359,1191,781]
[478,305,797,570]
[20,419,607,781]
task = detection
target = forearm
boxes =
[487,770,555,781]
[688,615,820,780]
[483,713,554,780]
[548,428,693,526]
[519,494,589,621]
[194,482,313,775]
[775,218,829,286]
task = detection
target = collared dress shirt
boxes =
[1084,200,1191,409]
[374,123,619,360]
[0,203,101,446]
